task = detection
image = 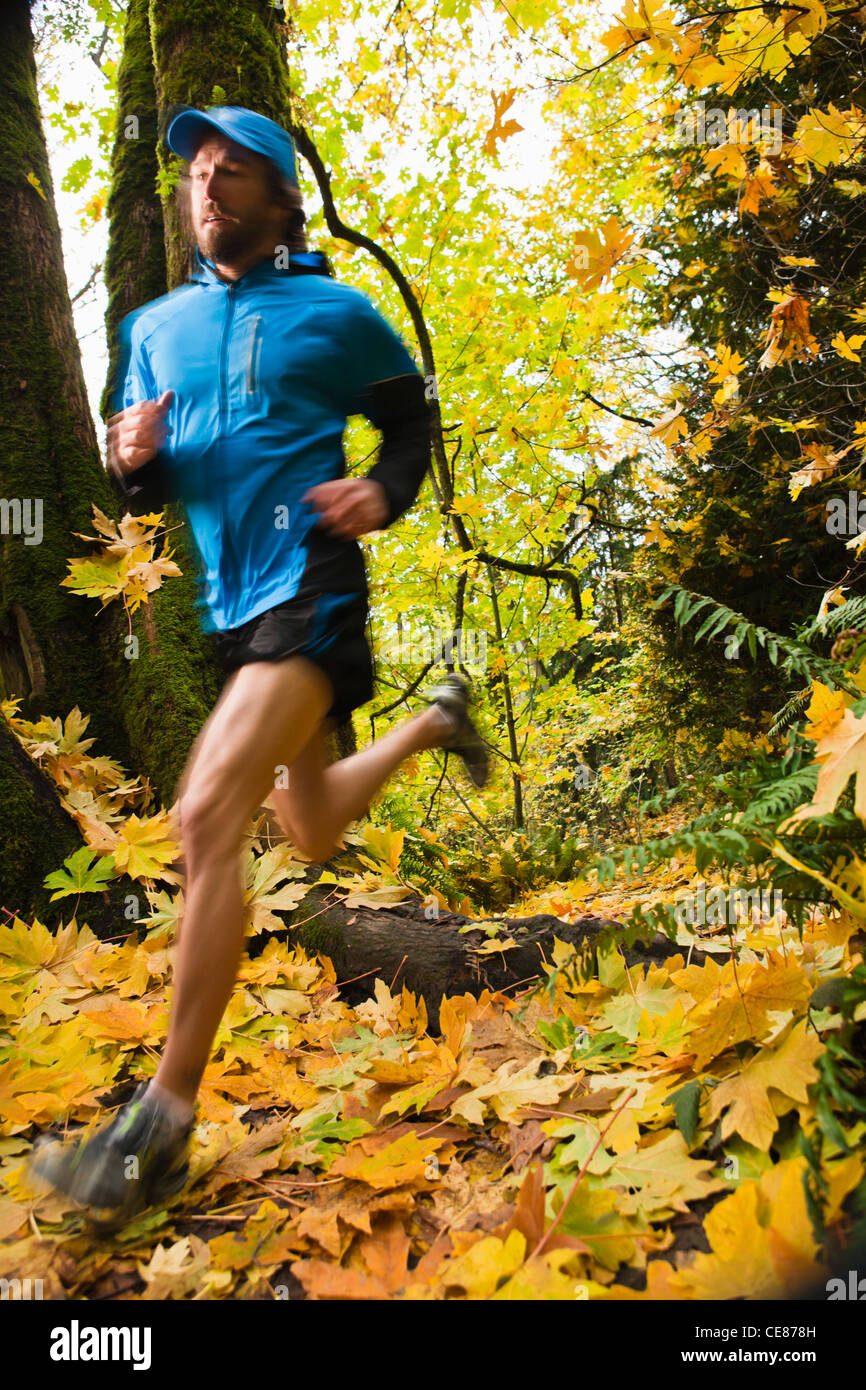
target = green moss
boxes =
[0,720,79,923]
[117,516,222,804]
[0,2,138,770]
[101,0,168,419]
[284,883,348,965]
[292,915,347,964]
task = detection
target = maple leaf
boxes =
[138,1235,219,1300]
[787,439,857,497]
[43,847,116,901]
[73,505,164,554]
[568,216,636,291]
[295,1185,415,1258]
[64,506,180,613]
[739,170,779,216]
[667,1158,826,1298]
[60,553,129,606]
[705,344,746,383]
[450,1055,575,1125]
[785,706,866,824]
[547,1177,645,1271]
[291,1213,413,1299]
[329,1130,447,1190]
[359,823,405,874]
[601,0,685,54]
[81,999,166,1047]
[832,330,866,363]
[430,1228,529,1298]
[648,402,688,447]
[353,976,402,1036]
[705,1020,824,1149]
[759,292,819,369]
[672,952,810,1068]
[125,546,182,597]
[244,847,309,933]
[209,1199,299,1275]
[109,811,180,881]
[703,142,748,180]
[794,104,861,170]
[597,968,679,1041]
[291,1257,391,1300]
[602,1130,728,1215]
[341,881,411,909]
[803,681,848,741]
[482,88,524,158]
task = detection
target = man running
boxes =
[32,106,488,1225]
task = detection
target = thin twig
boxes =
[530,1087,637,1259]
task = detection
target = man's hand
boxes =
[107,390,174,477]
[303,478,388,539]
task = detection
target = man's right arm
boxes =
[107,316,173,517]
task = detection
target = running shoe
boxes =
[422,672,490,789]
[29,1082,193,1228]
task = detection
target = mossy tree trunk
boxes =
[0,0,144,918]
[279,881,701,1033]
[99,0,222,808]
[0,718,79,924]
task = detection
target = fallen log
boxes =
[280,881,705,1032]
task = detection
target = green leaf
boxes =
[43,847,116,900]
[669,1079,701,1146]
[302,1113,371,1144]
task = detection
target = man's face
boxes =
[188,133,282,264]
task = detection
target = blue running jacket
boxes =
[110,247,432,633]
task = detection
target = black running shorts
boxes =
[210,589,375,723]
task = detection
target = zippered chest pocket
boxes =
[246,314,263,400]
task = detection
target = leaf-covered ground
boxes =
[1,894,860,1299]
[1,699,862,1300]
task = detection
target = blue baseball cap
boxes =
[166,105,299,188]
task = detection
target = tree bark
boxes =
[0,717,79,924]
[100,0,222,807]
[0,0,135,746]
[280,881,703,1033]
[0,0,155,899]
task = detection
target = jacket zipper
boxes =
[218,281,236,433]
[217,281,237,605]
[246,314,263,397]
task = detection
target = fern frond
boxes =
[654,584,860,696]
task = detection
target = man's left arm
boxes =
[359,371,432,528]
[305,296,432,539]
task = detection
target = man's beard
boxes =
[197,216,259,264]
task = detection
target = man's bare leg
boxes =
[269,703,455,862]
[153,655,333,1104]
